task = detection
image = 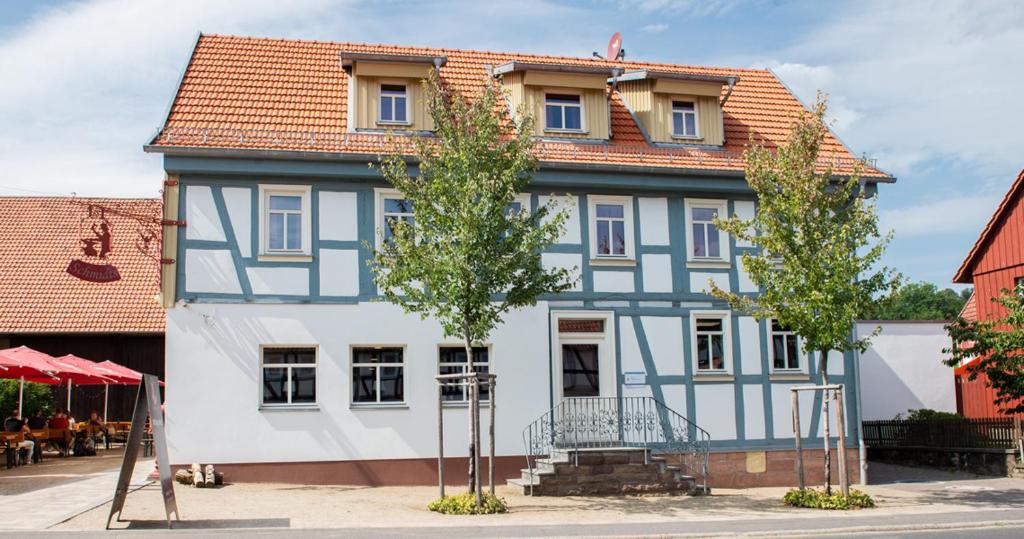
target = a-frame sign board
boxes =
[106,374,179,529]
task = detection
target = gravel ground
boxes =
[0,446,126,496]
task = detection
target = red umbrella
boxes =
[95,361,144,384]
[0,346,61,416]
[51,355,119,385]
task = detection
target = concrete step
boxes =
[510,447,703,496]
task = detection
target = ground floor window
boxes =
[771,320,801,370]
[694,317,727,371]
[438,346,490,402]
[352,347,404,404]
[261,347,317,406]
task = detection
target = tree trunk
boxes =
[465,328,476,494]
[820,349,831,496]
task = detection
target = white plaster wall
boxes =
[737,258,758,293]
[222,187,252,257]
[662,384,687,417]
[638,197,669,245]
[319,191,359,241]
[593,271,634,293]
[826,350,845,376]
[738,316,762,375]
[184,249,241,294]
[857,322,955,420]
[690,272,730,294]
[619,316,644,375]
[641,254,673,293]
[165,302,551,464]
[541,253,582,291]
[641,316,684,376]
[771,383,818,439]
[540,195,580,244]
[319,249,360,296]
[694,384,737,440]
[246,267,309,296]
[185,185,226,241]
[743,384,766,439]
[733,201,755,248]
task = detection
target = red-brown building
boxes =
[0,197,165,421]
[952,169,1024,418]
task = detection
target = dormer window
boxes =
[545,94,583,132]
[672,101,698,138]
[379,84,409,125]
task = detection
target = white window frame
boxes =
[374,188,415,249]
[587,195,634,263]
[544,91,586,133]
[437,344,492,404]
[684,198,730,268]
[377,82,411,126]
[258,184,311,259]
[769,319,804,372]
[350,345,407,407]
[671,99,700,139]
[259,345,318,409]
[689,311,733,375]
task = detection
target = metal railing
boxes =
[522,396,710,494]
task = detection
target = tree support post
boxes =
[488,377,496,497]
[791,389,804,489]
[437,382,445,499]
[834,387,849,497]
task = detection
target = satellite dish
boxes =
[607,32,623,61]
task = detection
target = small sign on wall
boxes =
[623,371,646,385]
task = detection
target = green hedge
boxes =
[427,492,508,515]
[783,488,875,510]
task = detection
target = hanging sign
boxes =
[67,205,121,282]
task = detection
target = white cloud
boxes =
[879,192,1001,239]
[618,0,749,16]
[642,23,669,33]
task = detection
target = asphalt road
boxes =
[16,508,1024,538]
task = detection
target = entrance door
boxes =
[556,341,618,446]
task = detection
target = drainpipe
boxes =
[853,323,868,486]
[719,76,738,107]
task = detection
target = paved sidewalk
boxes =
[0,458,154,530]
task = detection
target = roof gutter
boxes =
[720,76,738,107]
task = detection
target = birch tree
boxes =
[709,95,899,494]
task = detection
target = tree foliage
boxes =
[944,284,1024,414]
[861,282,970,321]
[709,94,900,494]
[0,380,54,418]
[370,70,575,348]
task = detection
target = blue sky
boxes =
[0,0,1021,288]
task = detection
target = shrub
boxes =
[427,492,508,515]
[903,408,961,421]
[782,488,875,510]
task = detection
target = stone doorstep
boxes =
[512,447,698,496]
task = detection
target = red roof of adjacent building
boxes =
[0,197,164,334]
[954,169,1024,283]
[147,34,889,178]
[959,292,977,322]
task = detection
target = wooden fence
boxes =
[862,417,1022,449]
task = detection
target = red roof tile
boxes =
[0,197,164,334]
[954,169,1024,283]
[959,292,977,322]
[149,34,889,178]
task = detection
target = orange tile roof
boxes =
[959,291,977,322]
[954,169,1024,283]
[148,34,889,178]
[0,197,164,334]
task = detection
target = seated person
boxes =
[87,410,111,437]
[3,409,35,465]
[48,409,73,453]
[27,410,47,430]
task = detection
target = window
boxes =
[382,196,414,242]
[771,320,801,370]
[379,84,409,124]
[685,199,729,264]
[352,347,405,404]
[260,185,311,256]
[588,195,634,260]
[690,312,731,373]
[261,347,317,406]
[672,101,698,138]
[1016,276,1024,287]
[545,93,583,131]
[438,346,490,402]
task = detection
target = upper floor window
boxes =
[692,313,731,373]
[685,199,729,264]
[1016,276,1024,288]
[672,101,698,138]
[587,195,634,260]
[260,185,311,256]
[379,84,409,125]
[352,347,405,405]
[545,93,583,132]
[439,346,490,402]
[771,320,801,371]
[261,347,317,407]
